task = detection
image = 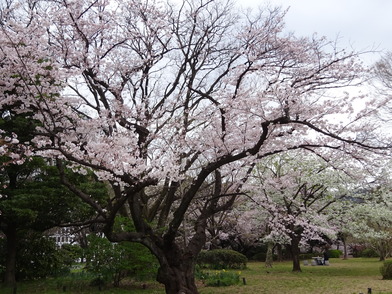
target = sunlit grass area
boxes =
[2,258,392,294]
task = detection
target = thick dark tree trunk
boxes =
[155,242,199,294]
[3,226,17,287]
[105,170,234,294]
[289,236,302,272]
[157,262,198,294]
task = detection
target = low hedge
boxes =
[328,249,343,258]
[197,249,247,269]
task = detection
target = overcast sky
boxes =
[240,0,392,64]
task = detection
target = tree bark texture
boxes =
[157,263,198,294]
[3,226,17,287]
[276,244,284,262]
[343,237,348,260]
[155,244,199,294]
[265,242,274,268]
[289,236,302,272]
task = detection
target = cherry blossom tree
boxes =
[374,52,392,92]
[205,201,267,253]
[225,199,272,263]
[348,202,392,261]
[340,163,392,261]
[243,151,353,272]
[1,0,391,292]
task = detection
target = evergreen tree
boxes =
[0,112,106,286]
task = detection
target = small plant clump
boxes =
[198,269,241,287]
[380,260,392,280]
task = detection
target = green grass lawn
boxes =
[1,258,392,294]
[200,258,392,294]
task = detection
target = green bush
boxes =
[359,248,379,258]
[328,249,343,258]
[61,243,84,262]
[380,260,392,279]
[197,249,247,269]
[198,269,241,287]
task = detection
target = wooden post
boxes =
[242,277,247,285]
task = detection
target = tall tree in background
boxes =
[1,0,391,293]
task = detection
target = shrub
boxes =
[380,260,392,279]
[198,269,241,287]
[85,234,158,287]
[61,243,84,263]
[359,248,379,258]
[197,249,247,269]
[328,249,343,258]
